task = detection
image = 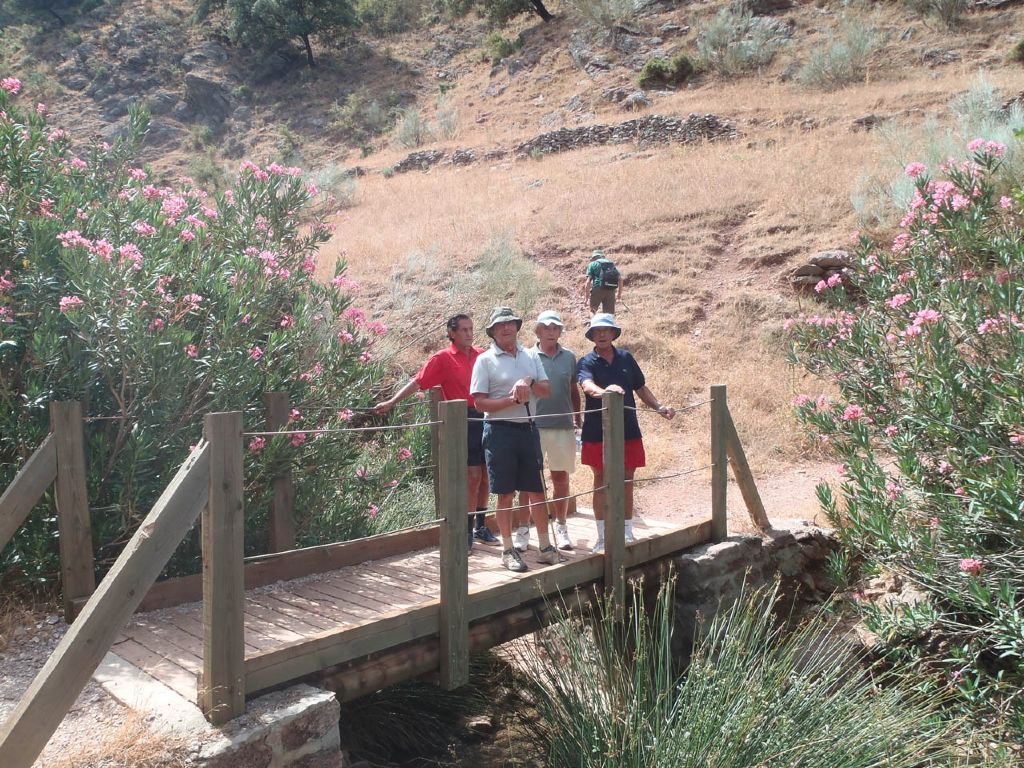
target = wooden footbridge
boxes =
[0,386,769,768]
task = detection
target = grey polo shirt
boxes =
[530,345,577,430]
[470,342,548,422]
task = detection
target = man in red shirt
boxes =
[374,314,497,548]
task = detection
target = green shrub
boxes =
[562,0,635,30]
[392,105,427,148]
[903,0,969,30]
[788,138,1024,734]
[797,16,882,90]
[430,95,458,141]
[483,31,521,63]
[523,579,980,767]
[638,54,696,89]
[0,81,413,588]
[1009,38,1024,64]
[330,88,396,144]
[356,0,426,34]
[185,148,229,190]
[696,5,784,77]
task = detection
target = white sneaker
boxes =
[536,545,560,565]
[513,526,530,552]
[625,528,636,544]
[554,523,573,551]
[593,537,605,554]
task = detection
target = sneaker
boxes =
[512,526,530,553]
[554,522,573,551]
[625,529,636,544]
[536,545,560,565]
[502,548,528,572]
[593,538,605,554]
[474,525,500,545]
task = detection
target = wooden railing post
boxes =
[428,386,442,519]
[710,385,728,542]
[438,399,469,689]
[724,410,772,532]
[201,412,246,724]
[601,390,625,620]
[50,401,95,622]
[263,392,296,552]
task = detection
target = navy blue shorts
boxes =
[467,409,485,467]
[483,421,544,495]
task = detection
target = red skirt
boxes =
[580,438,646,470]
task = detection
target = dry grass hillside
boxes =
[3,0,1024,519]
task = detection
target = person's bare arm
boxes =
[571,380,582,428]
[636,385,675,419]
[373,378,420,414]
[473,392,517,413]
[581,379,625,398]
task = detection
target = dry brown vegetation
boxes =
[41,713,189,768]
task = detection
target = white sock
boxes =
[517,525,529,537]
[596,520,605,539]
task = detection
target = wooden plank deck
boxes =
[111,513,701,703]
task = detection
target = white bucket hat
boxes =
[534,309,564,331]
[585,313,621,340]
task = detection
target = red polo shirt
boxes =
[415,344,484,409]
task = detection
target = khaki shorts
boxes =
[538,428,576,474]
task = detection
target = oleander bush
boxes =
[0,77,420,589]
[523,579,990,767]
[788,138,1024,735]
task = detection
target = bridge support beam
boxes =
[602,390,626,620]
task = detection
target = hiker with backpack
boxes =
[582,249,622,314]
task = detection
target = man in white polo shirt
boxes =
[470,307,559,572]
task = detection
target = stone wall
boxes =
[195,685,342,768]
[671,524,838,657]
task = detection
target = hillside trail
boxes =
[529,213,838,534]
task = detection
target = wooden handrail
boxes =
[724,409,772,532]
[0,434,56,553]
[0,442,210,768]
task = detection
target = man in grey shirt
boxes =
[527,310,581,551]
[470,307,558,572]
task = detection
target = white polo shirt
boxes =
[470,341,549,422]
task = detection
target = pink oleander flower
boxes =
[938,460,953,474]
[367,321,388,336]
[904,161,927,178]
[959,558,983,576]
[289,408,302,422]
[1,77,21,94]
[884,425,898,437]
[356,466,369,479]
[249,346,263,361]
[0,307,12,324]
[185,344,198,358]
[885,480,901,501]
[337,330,353,345]
[179,229,195,242]
[280,315,294,328]
[1009,431,1023,445]
[337,408,354,421]
[290,432,307,448]
[59,295,83,313]
[842,404,863,421]
[302,257,316,275]
[148,317,165,332]
[816,395,830,410]
[128,168,147,181]
[248,436,266,453]
[0,270,14,293]
[241,313,252,324]
[929,517,939,529]
[366,504,379,519]
[915,308,942,325]
[999,196,1013,210]
[792,394,811,407]
[814,279,828,294]
[70,157,87,170]
[133,221,157,236]
[886,293,911,309]
[397,447,413,461]
[359,351,372,364]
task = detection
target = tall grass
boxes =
[523,579,987,767]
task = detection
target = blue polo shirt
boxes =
[577,347,645,442]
